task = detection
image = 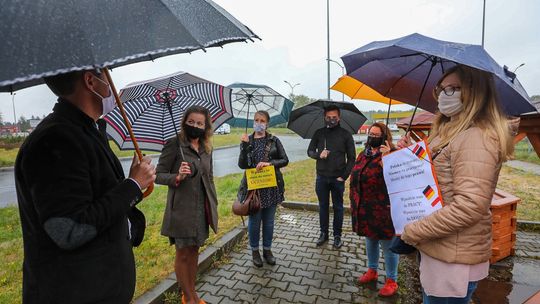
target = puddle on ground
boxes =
[473,257,540,304]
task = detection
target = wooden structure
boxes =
[490,189,519,263]
[396,111,539,263]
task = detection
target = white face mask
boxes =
[90,76,116,116]
[438,90,463,117]
[253,122,267,133]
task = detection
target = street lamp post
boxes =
[11,93,17,132]
[513,63,525,73]
[482,0,486,47]
[284,80,300,98]
[326,0,330,99]
[328,59,345,101]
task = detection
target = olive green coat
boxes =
[156,137,218,238]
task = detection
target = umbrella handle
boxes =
[103,68,154,198]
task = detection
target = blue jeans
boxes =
[365,237,399,281]
[248,204,277,250]
[422,281,478,304]
[315,175,344,237]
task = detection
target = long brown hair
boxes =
[429,65,513,160]
[179,105,213,153]
[369,122,395,150]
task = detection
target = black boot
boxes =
[333,235,343,249]
[263,249,276,265]
[252,250,263,267]
[316,232,329,247]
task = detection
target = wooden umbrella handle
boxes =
[103,68,154,198]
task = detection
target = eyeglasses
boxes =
[434,85,461,96]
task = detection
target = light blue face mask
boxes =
[253,122,267,132]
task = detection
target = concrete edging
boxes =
[281,201,540,230]
[133,225,247,304]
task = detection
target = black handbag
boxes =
[389,235,416,254]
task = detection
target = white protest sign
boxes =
[382,140,443,234]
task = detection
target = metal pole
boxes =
[326,0,330,99]
[482,0,486,47]
[328,59,345,101]
[284,80,300,97]
[11,93,16,130]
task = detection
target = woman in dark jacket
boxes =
[349,122,399,297]
[156,106,218,304]
[238,110,289,267]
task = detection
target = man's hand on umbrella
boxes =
[176,162,192,183]
[129,154,156,190]
[241,134,249,143]
[256,162,271,171]
[320,149,330,159]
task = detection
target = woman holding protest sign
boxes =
[398,65,513,303]
[349,122,399,297]
[238,110,289,267]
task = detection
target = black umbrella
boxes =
[0,0,258,196]
[287,100,367,139]
[0,0,259,92]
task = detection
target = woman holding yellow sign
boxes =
[238,110,289,267]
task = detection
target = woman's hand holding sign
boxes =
[256,161,271,171]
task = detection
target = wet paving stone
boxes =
[193,207,540,303]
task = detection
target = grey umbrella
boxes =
[0,0,258,196]
[0,0,259,92]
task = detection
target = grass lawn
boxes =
[0,172,244,303]
[514,139,540,165]
[1,153,538,302]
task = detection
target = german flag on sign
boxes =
[412,144,427,160]
[423,185,434,200]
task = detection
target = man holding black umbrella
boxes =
[15,69,156,303]
[307,105,356,249]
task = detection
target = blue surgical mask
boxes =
[253,122,267,133]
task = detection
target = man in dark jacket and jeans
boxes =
[307,105,355,249]
[15,69,156,303]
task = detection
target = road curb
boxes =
[133,225,247,304]
[281,201,540,231]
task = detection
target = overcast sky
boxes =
[1,0,539,122]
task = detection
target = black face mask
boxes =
[367,136,384,148]
[184,124,205,139]
[325,118,339,128]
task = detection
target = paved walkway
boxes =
[506,160,540,175]
[194,208,540,304]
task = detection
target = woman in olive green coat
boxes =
[156,106,218,304]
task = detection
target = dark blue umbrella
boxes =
[341,33,536,116]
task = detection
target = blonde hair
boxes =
[179,105,213,153]
[429,65,513,161]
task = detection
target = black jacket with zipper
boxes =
[307,125,356,180]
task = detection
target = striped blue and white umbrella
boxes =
[104,71,232,152]
[226,83,294,130]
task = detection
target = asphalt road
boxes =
[2,135,369,208]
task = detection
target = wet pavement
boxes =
[194,208,540,304]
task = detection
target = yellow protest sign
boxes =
[245,165,277,190]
